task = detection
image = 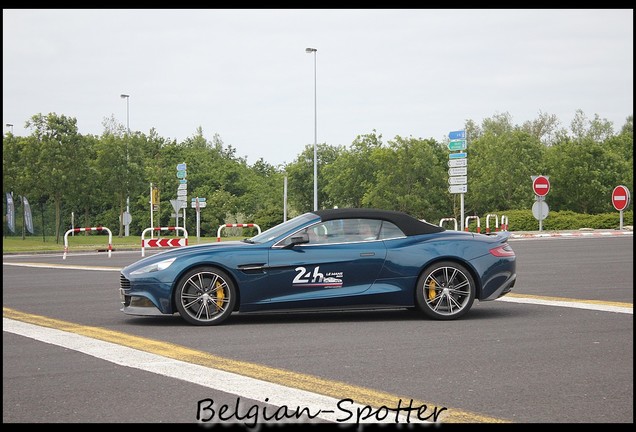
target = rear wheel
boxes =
[416,261,475,320]
[174,267,236,326]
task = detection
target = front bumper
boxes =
[120,288,167,316]
[119,273,172,317]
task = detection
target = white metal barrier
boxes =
[464,216,481,233]
[141,226,188,256]
[63,226,113,259]
[217,223,261,242]
[485,214,499,233]
[500,215,509,231]
[439,217,458,231]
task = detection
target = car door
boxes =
[266,218,387,308]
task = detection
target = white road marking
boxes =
[3,318,432,425]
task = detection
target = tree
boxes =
[466,129,545,215]
[285,143,342,213]
[481,112,515,137]
[363,136,448,221]
[2,133,26,237]
[520,111,564,146]
[24,113,91,243]
[95,130,129,237]
[5,107,633,241]
[323,130,383,208]
[544,137,615,213]
[604,117,633,194]
[569,109,614,142]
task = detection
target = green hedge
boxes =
[464,209,633,232]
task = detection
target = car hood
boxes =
[126,240,254,270]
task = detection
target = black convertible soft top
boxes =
[313,208,445,236]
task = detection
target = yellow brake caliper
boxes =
[214,280,225,311]
[428,279,437,301]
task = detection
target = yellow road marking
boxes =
[3,306,508,423]
[505,293,633,309]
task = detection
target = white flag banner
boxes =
[6,192,15,233]
[23,196,34,234]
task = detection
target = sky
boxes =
[3,9,633,167]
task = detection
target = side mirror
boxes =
[282,232,310,249]
[290,233,310,245]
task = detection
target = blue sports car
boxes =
[119,208,516,325]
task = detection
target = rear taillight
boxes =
[490,243,515,257]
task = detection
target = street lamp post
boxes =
[120,94,130,132]
[6,123,13,134]
[120,94,130,236]
[305,47,318,211]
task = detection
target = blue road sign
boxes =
[449,152,467,159]
[177,163,187,171]
[449,130,466,140]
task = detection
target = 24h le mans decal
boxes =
[293,266,343,288]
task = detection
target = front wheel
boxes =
[415,261,476,320]
[174,267,236,326]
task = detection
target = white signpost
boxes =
[448,175,468,185]
[448,184,468,194]
[448,158,467,168]
[191,197,207,241]
[448,167,467,176]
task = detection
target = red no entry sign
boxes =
[532,175,550,197]
[612,185,630,211]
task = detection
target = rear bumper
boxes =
[481,273,516,301]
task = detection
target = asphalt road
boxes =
[3,235,633,424]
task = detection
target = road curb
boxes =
[509,230,633,239]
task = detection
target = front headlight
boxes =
[130,257,177,275]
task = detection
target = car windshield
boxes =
[248,213,317,243]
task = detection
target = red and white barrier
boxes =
[485,214,499,233]
[217,223,261,242]
[141,226,188,256]
[439,217,458,231]
[465,216,481,233]
[63,226,113,259]
[500,215,509,231]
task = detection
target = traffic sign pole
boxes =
[531,175,551,231]
[196,199,200,242]
[612,185,630,230]
[540,197,544,232]
[190,197,207,242]
[448,130,467,230]
[460,193,464,231]
[150,183,154,238]
[176,163,187,229]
